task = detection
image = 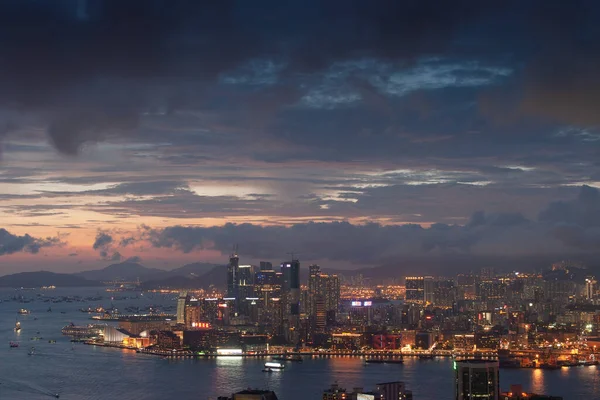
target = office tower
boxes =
[480,267,496,280]
[308,264,321,317]
[260,261,273,271]
[455,360,499,400]
[184,296,201,329]
[376,381,413,400]
[325,274,340,319]
[405,277,425,304]
[281,259,300,343]
[176,291,188,324]
[238,264,256,315]
[314,295,326,333]
[227,248,240,312]
[423,276,434,305]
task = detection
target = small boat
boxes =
[419,354,434,360]
[28,346,35,356]
[47,307,52,312]
[60,311,66,314]
[262,367,274,373]
[48,340,57,344]
[383,358,404,364]
[365,359,386,364]
[15,320,21,332]
[273,354,303,362]
[18,309,30,315]
[9,341,19,348]
[264,362,285,370]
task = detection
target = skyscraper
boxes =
[227,248,240,312]
[308,264,321,317]
[455,360,499,400]
[176,291,188,324]
[423,276,434,305]
[405,277,425,304]
[281,259,300,343]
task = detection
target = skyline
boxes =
[1,1,600,273]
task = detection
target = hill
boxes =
[141,265,225,290]
[0,271,100,288]
[75,262,163,281]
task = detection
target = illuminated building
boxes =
[308,264,321,318]
[281,259,300,343]
[260,261,273,271]
[585,276,596,300]
[118,316,171,335]
[405,277,425,304]
[455,359,499,400]
[314,295,327,333]
[423,276,434,305]
[177,291,188,324]
[184,297,201,329]
[331,332,362,350]
[156,330,181,349]
[457,274,477,300]
[376,381,413,400]
[227,247,240,313]
[372,334,402,350]
[238,264,256,316]
[433,279,456,308]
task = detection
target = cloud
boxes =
[125,256,142,263]
[92,232,113,250]
[0,228,61,255]
[137,186,600,267]
[110,251,122,262]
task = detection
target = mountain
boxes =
[0,271,101,288]
[141,265,226,290]
[154,262,218,279]
[75,262,163,281]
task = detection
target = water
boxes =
[0,288,598,399]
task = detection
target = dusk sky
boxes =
[1,0,600,274]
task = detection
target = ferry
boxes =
[264,362,285,370]
[18,308,30,315]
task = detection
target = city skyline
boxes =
[1,1,600,274]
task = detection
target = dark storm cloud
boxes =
[1,0,598,156]
[139,186,600,266]
[0,228,61,255]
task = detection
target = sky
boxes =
[1,0,600,274]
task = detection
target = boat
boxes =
[273,354,303,362]
[47,307,52,312]
[262,367,274,373]
[48,340,57,344]
[18,308,30,315]
[264,362,285,370]
[28,346,35,356]
[9,341,19,348]
[419,354,434,360]
[365,358,403,364]
[14,319,21,332]
[365,359,386,364]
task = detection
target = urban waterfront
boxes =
[0,288,598,400]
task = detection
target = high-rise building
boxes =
[227,248,240,312]
[238,264,256,315]
[376,381,413,400]
[585,276,596,300]
[455,359,499,400]
[184,297,201,329]
[434,279,456,308]
[281,259,300,343]
[308,264,321,317]
[314,295,326,333]
[176,291,188,324]
[423,276,435,305]
[260,261,273,271]
[324,274,340,318]
[405,277,425,304]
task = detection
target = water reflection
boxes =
[531,368,544,394]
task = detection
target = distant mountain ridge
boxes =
[75,262,163,281]
[0,271,100,288]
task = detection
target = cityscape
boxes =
[1,1,600,399]
[28,254,599,399]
